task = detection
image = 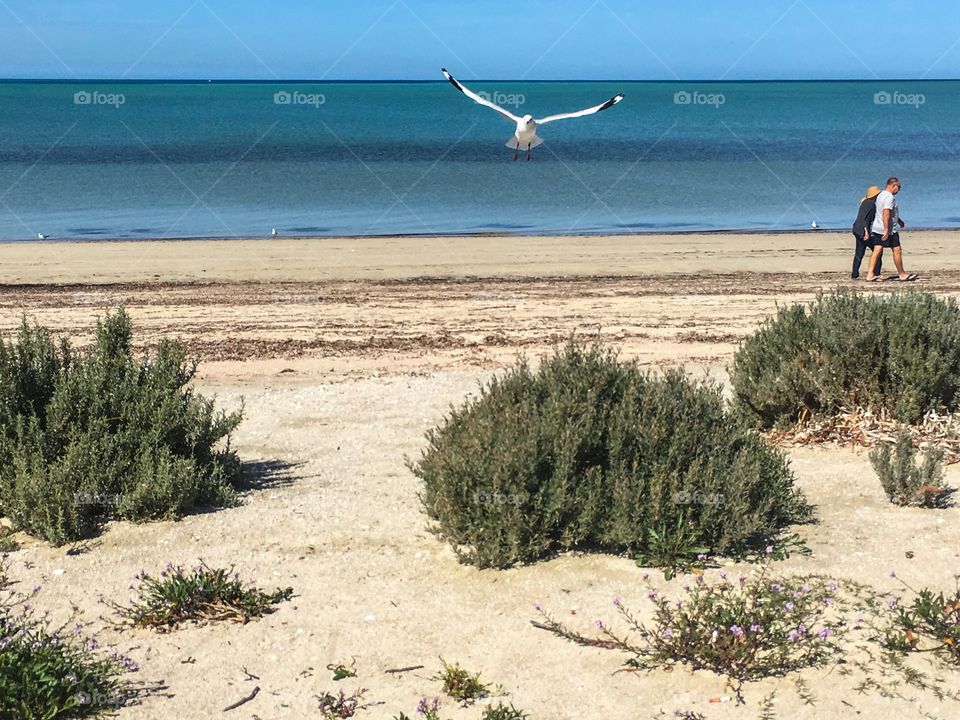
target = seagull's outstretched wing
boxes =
[536,93,624,125]
[441,68,520,123]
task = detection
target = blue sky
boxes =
[1,0,958,80]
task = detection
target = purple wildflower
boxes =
[729,625,744,637]
[818,627,833,639]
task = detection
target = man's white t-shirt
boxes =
[871,190,899,235]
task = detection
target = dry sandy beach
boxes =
[3,231,960,719]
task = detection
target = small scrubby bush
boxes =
[869,430,947,507]
[537,566,850,695]
[318,687,369,719]
[110,561,293,631]
[884,578,960,664]
[413,342,809,569]
[481,702,529,720]
[434,659,492,704]
[731,290,960,428]
[0,310,242,545]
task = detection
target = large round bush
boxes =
[730,290,960,429]
[0,310,242,545]
[413,342,809,569]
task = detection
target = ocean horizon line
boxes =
[1,78,958,85]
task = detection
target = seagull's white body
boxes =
[510,117,542,152]
[441,69,623,160]
[271,228,278,237]
[37,233,48,240]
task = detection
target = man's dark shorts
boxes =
[869,232,901,249]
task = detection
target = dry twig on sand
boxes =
[223,686,259,712]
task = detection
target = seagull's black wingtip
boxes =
[598,93,625,112]
[441,68,463,92]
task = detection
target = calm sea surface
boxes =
[0,80,958,240]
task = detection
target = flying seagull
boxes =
[441,68,624,160]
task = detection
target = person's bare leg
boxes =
[892,247,909,279]
[866,246,884,280]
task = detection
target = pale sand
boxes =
[2,234,960,719]
[3,229,960,284]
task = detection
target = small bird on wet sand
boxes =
[271,228,278,237]
[37,233,48,240]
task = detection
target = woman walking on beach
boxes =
[851,185,881,279]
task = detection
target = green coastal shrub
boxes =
[0,310,242,545]
[413,342,810,569]
[730,290,960,429]
[870,429,947,507]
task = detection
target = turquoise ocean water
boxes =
[0,80,957,240]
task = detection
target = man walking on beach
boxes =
[866,177,918,282]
